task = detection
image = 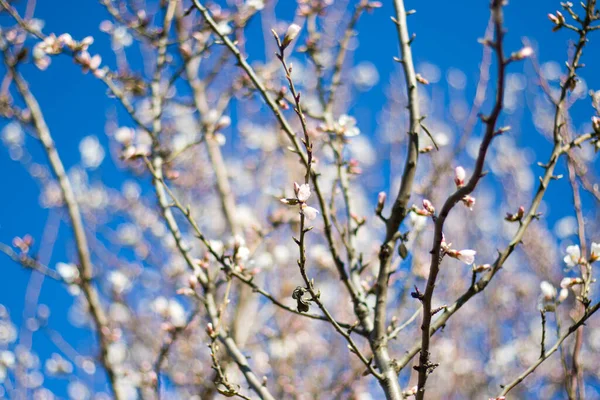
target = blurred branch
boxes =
[499,301,600,397]
[0,243,62,281]
[191,0,372,366]
[142,156,364,333]
[2,51,124,400]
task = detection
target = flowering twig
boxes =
[415,2,509,397]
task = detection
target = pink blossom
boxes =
[422,199,435,215]
[462,195,476,210]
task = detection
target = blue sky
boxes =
[0,0,599,397]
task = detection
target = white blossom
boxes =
[301,204,319,221]
[540,281,557,301]
[56,262,79,284]
[591,242,600,261]
[455,249,476,265]
[79,135,105,169]
[108,271,131,294]
[1,123,24,146]
[247,0,265,10]
[297,184,311,202]
[563,245,581,267]
[236,246,251,262]
[337,114,360,137]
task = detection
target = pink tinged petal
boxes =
[301,205,319,221]
[540,281,556,300]
[454,166,466,187]
[456,249,476,265]
[462,195,476,210]
[89,55,102,70]
[590,242,600,261]
[558,288,569,302]
[422,199,435,215]
[297,184,311,202]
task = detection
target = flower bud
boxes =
[558,288,569,303]
[415,73,429,85]
[282,24,301,49]
[454,166,466,187]
[461,195,476,210]
[473,263,491,273]
[422,199,435,215]
[375,191,386,214]
[512,46,533,61]
[592,116,600,133]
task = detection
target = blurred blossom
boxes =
[45,353,73,375]
[348,136,376,166]
[107,341,128,365]
[273,245,291,264]
[447,68,467,90]
[336,114,360,137]
[122,181,141,201]
[417,62,441,83]
[108,271,131,294]
[540,61,561,81]
[114,127,135,145]
[111,26,133,50]
[67,380,90,400]
[540,281,557,300]
[0,320,17,346]
[351,61,380,91]
[216,21,232,35]
[117,223,141,246]
[79,135,105,169]
[109,303,131,324]
[56,262,79,284]
[151,297,186,327]
[209,240,224,255]
[434,132,449,147]
[554,216,577,239]
[0,320,17,345]
[1,122,24,147]
[246,0,265,10]
[240,122,277,151]
[409,211,427,231]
